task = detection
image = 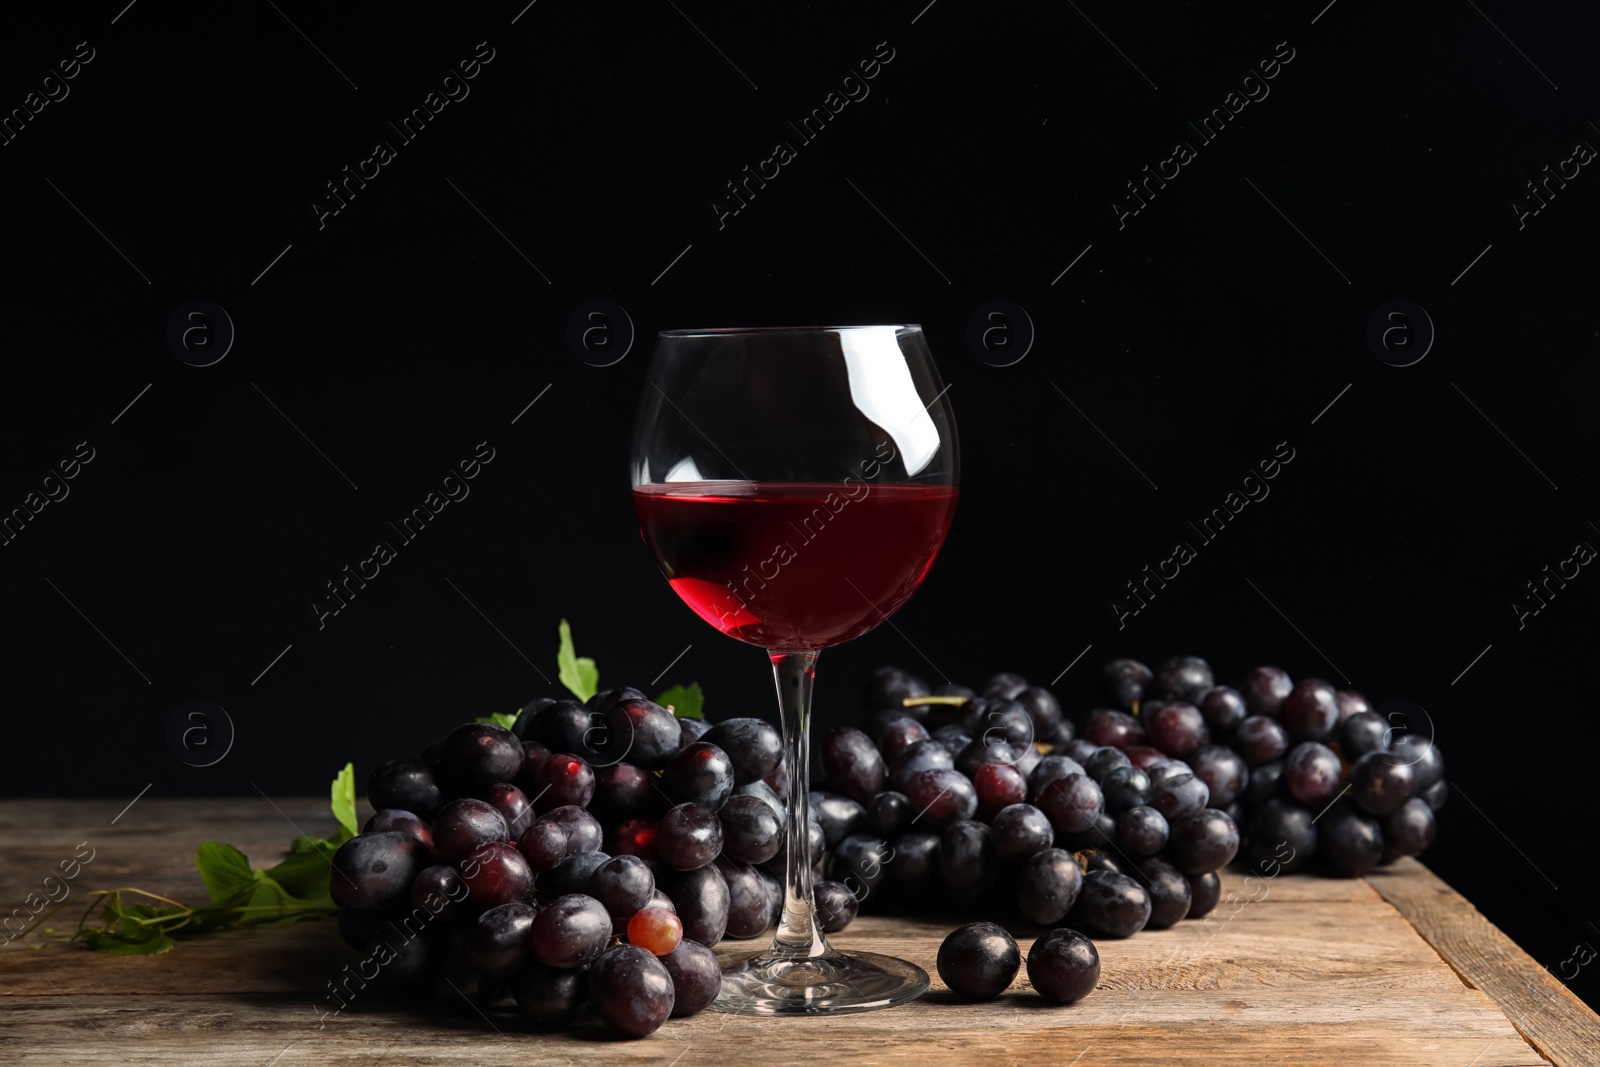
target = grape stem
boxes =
[900,695,968,707]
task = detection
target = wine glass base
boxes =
[711,949,929,1016]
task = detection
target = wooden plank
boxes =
[1369,860,1600,1067]
[0,800,1570,1066]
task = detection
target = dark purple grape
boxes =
[532,753,596,813]
[714,857,774,938]
[933,724,974,757]
[832,833,894,899]
[1014,686,1064,734]
[814,879,859,932]
[537,850,611,902]
[1062,738,1100,765]
[865,791,914,839]
[657,864,730,946]
[820,727,888,805]
[1381,797,1436,861]
[660,742,736,812]
[1116,805,1169,857]
[973,762,1029,822]
[600,696,681,770]
[1350,750,1417,816]
[1144,701,1209,758]
[1199,686,1248,734]
[1418,778,1448,811]
[679,716,712,745]
[461,840,534,908]
[983,672,1030,699]
[991,803,1054,863]
[439,722,524,791]
[1083,746,1133,784]
[330,832,426,910]
[608,818,660,863]
[661,939,721,1016]
[1244,798,1316,875]
[1027,755,1086,800]
[522,699,601,761]
[1168,808,1240,874]
[865,666,930,709]
[1281,678,1341,742]
[1103,657,1153,709]
[1098,765,1152,814]
[1132,857,1191,930]
[363,809,436,856]
[888,831,941,891]
[1045,720,1077,747]
[733,778,784,816]
[939,820,999,893]
[544,805,604,854]
[1336,689,1373,721]
[657,803,724,871]
[410,864,469,922]
[588,855,656,920]
[1189,745,1249,807]
[1186,870,1221,918]
[1150,656,1213,704]
[701,718,784,785]
[810,791,868,847]
[1284,742,1343,806]
[1026,928,1099,1004]
[875,716,931,764]
[1084,708,1144,749]
[1082,850,1123,876]
[1036,774,1105,835]
[513,740,552,796]
[337,905,386,950]
[719,794,782,864]
[367,925,435,990]
[1338,711,1389,761]
[905,768,979,828]
[510,696,557,738]
[1074,870,1151,938]
[1244,760,1285,805]
[1320,804,1383,876]
[1389,735,1444,791]
[588,762,663,823]
[1234,715,1290,766]
[1016,847,1083,924]
[937,921,1020,999]
[589,944,675,1038]
[530,893,612,968]
[465,901,536,978]
[367,758,443,818]
[955,736,1016,779]
[1066,811,1119,852]
[971,698,1035,749]
[1149,773,1209,821]
[1240,666,1293,718]
[476,783,535,840]
[1144,759,1193,788]
[512,960,586,1028]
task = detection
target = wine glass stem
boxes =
[767,649,830,959]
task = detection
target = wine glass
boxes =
[630,325,959,1015]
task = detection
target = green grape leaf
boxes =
[329,762,358,840]
[477,712,519,730]
[194,841,258,905]
[557,619,599,702]
[656,682,704,720]
[264,845,336,903]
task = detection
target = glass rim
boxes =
[656,324,923,338]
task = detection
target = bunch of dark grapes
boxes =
[333,686,798,1039]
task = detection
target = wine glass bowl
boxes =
[631,325,958,1015]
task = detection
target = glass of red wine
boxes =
[631,324,959,1015]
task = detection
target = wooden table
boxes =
[2,799,1596,1066]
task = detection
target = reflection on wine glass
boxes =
[631,325,959,1015]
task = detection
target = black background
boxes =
[3,0,1598,1008]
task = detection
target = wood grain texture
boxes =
[1367,861,1600,1067]
[0,799,1578,1066]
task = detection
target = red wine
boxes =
[634,481,959,650]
